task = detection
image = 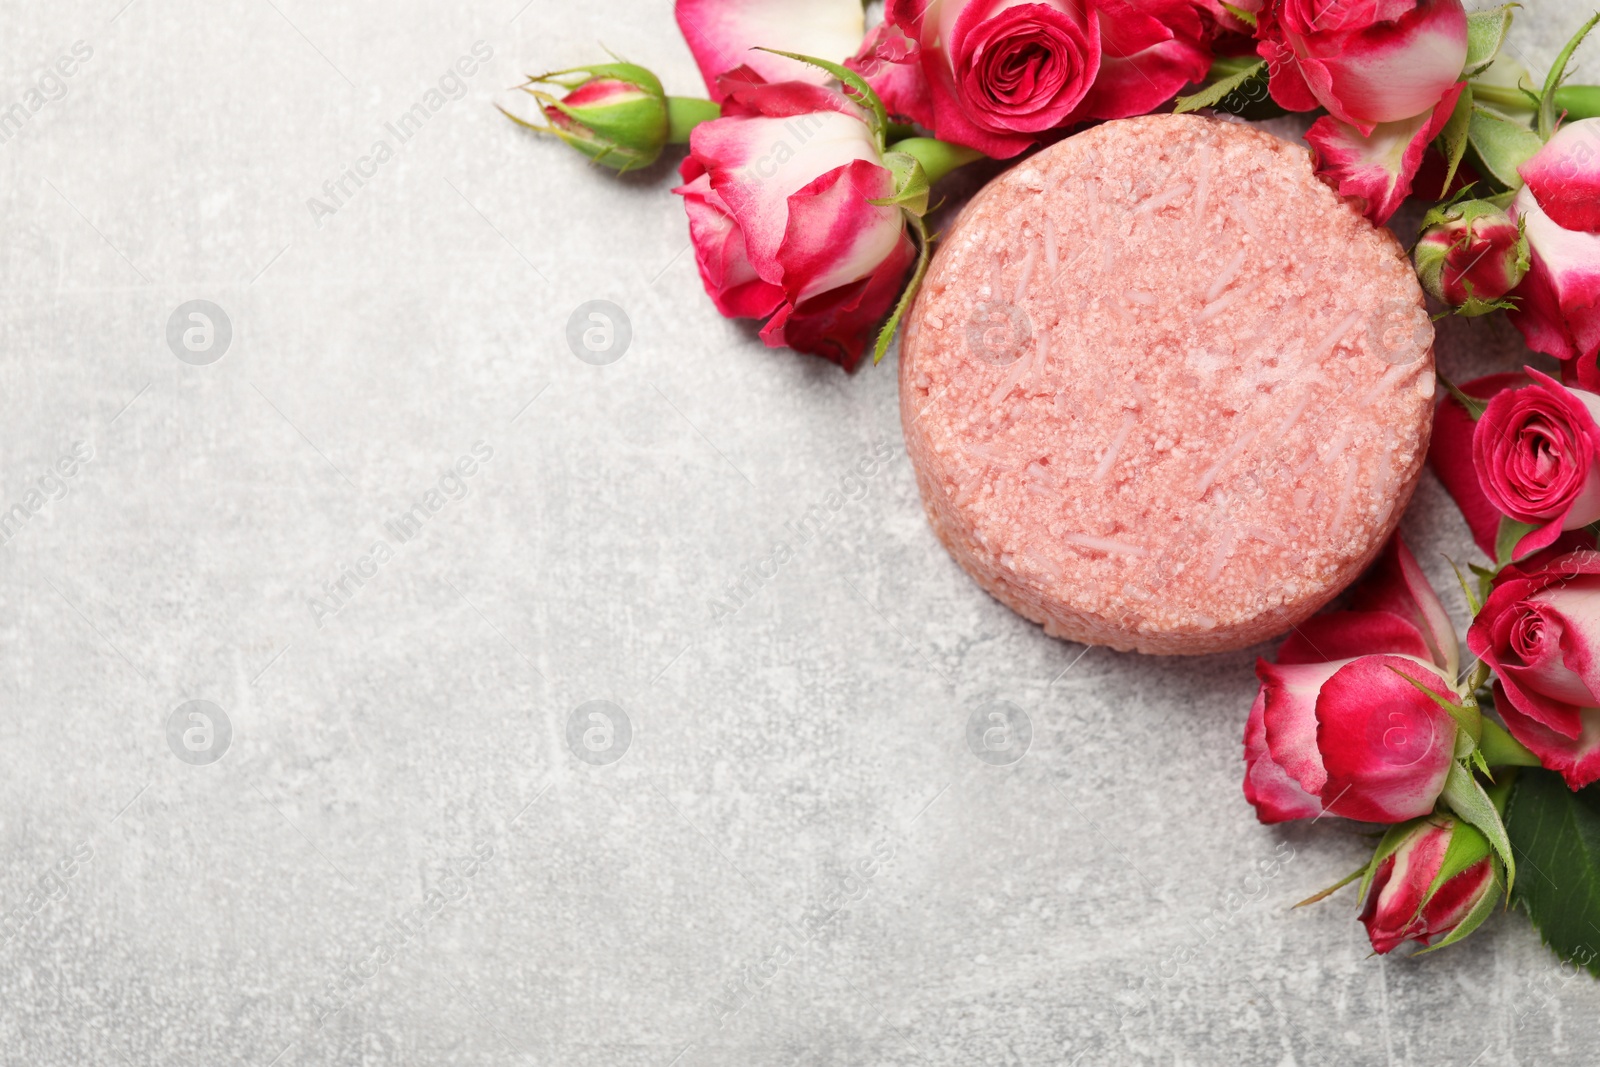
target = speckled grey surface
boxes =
[3,1,1599,1064]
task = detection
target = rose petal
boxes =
[1296,0,1468,130]
[1258,656,1348,796]
[676,0,866,102]
[1276,611,1433,666]
[673,170,786,320]
[1347,534,1461,677]
[1314,655,1457,823]
[1080,0,1211,121]
[1304,83,1463,225]
[1429,372,1527,558]
[846,22,934,127]
[775,158,907,307]
[1494,682,1600,789]
[689,109,882,282]
[1243,686,1324,823]
[1519,117,1600,234]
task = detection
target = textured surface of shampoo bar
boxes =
[899,113,1435,654]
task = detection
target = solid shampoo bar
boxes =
[899,113,1435,654]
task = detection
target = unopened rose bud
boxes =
[504,61,713,173]
[1360,816,1498,954]
[1413,200,1529,314]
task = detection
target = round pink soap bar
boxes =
[900,114,1435,655]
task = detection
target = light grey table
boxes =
[2,1,1597,1063]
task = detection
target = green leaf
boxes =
[1496,517,1539,567]
[1174,59,1267,114]
[1539,13,1600,139]
[1505,768,1600,977]
[1467,105,1545,189]
[754,48,888,146]
[1436,84,1476,196]
[1464,5,1517,78]
[873,213,932,365]
[1442,761,1517,889]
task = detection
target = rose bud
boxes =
[1507,182,1600,374]
[1303,83,1463,226]
[1244,536,1464,824]
[1413,201,1529,313]
[1472,369,1600,559]
[673,68,920,371]
[1468,551,1600,788]
[1256,0,1468,131]
[1360,817,1498,954]
[499,63,677,173]
[881,0,1210,159]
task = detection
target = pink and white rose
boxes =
[675,0,867,101]
[1360,817,1497,954]
[1472,368,1600,558]
[1244,536,1463,825]
[674,69,917,371]
[1469,551,1600,789]
[1256,0,1469,132]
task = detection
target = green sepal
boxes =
[1174,59,1267,114]
[1436,371,1490,420]
[1360,818,1428,902]
[1464,5,1517,78]
[1440,760,1516,891]
[1415,856,1505,955]
[524,61,664,97]
[873,213,932,365]
[1435,84,1476,195]
[1480,718,1542,767]
[1496,517,1539,567]
[1447,557,1484,616]
[1387,664,1480,742]
[1467,105,1545,189]
[1293,865,1366,908]
[1425,819,1494,901]
[754,48,888,147]
[870,152,932,216]
[1539,13,1600,140]
[1220,1,1257,27]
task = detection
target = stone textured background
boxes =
[1,1,1597,1064]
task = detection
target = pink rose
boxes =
[1360,817,1496,954]
[884,0,1103,159]
[1472,368,1600,558]
[1244,536,1463,824]
[1256,0,1468,132]
[1468,552,1600,789]
[673,70,917,371]
[1508,183,1600,377]
[882,0,1211,158]
[675,0,867,101]
[1302,82,1463,226]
